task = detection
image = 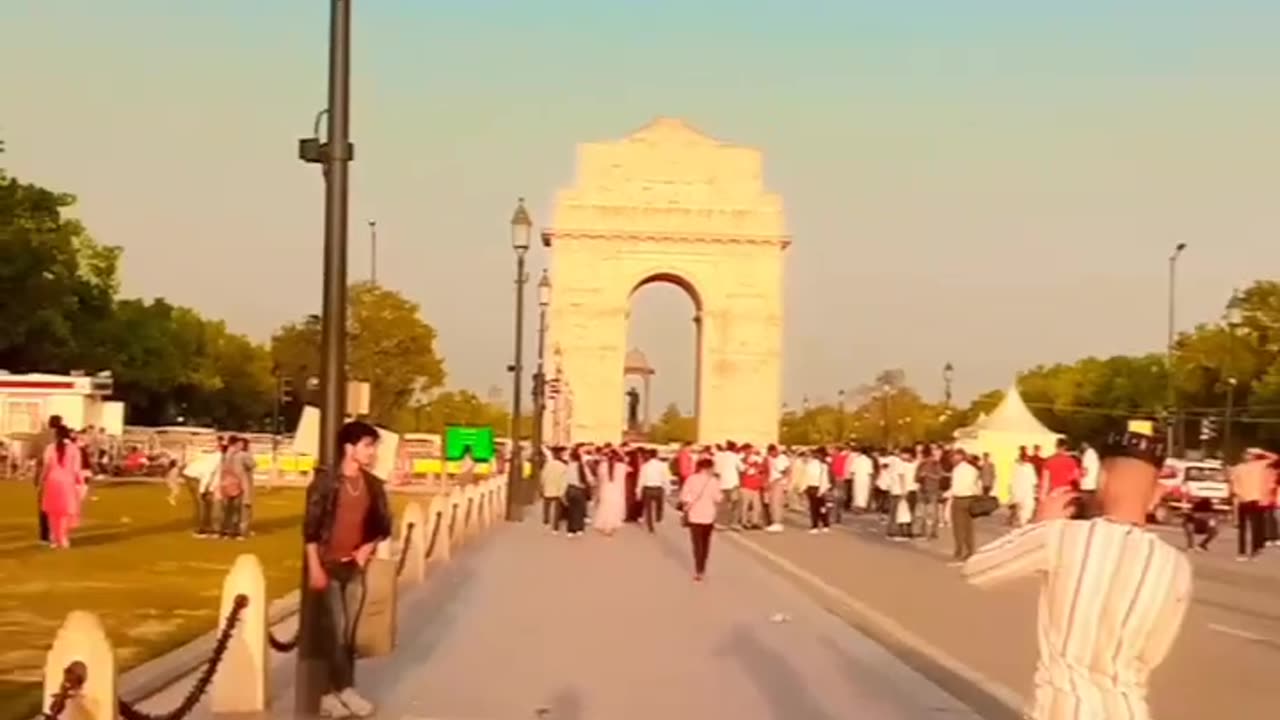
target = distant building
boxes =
[0,371,123,435]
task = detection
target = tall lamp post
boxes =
[368,219,377,284]
[294,0,353,715]
[943,362,955,407]
[506,198,532,521]
[837,389,847,442]
[1222,292,1242,461]
[1166,242,1188,456]
[881,383,893,448]
[531,271,551,486]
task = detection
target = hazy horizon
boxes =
[3,1,1277,414]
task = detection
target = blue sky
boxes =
[2,1,1277,412]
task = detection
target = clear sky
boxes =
[3,1,1277,414]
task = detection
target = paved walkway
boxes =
[143,515,981,719]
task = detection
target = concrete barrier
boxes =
[43,611,115,720]
[212,554,268,715]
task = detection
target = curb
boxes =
[724,531,1026,720]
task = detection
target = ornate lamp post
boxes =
[1166,242,1188,455]
[531,270,551,485]
[294,0,353,714]
[837,389,847,442]
[506,198,532,521]
[880,383,893,448]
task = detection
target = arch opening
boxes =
[624,273,702,443]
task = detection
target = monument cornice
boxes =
[541,227,791,249]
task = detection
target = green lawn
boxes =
[0,480,416,720]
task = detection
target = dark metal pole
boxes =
[272,373,281,474]
[297,0,351,714]
[368,219,377,284]
[1166,244,1186,457]
[532,303,548,486]
[506,251,528,520]
[1224,379,1236,462]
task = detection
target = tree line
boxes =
[1,153,511,432]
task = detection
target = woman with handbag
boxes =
[679,457,722,581]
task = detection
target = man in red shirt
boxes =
[1040,438,1080,499]
[739,445,767,529]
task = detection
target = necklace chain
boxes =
[343,474,363,496]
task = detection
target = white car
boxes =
[1152,458,1230,524]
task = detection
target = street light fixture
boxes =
[837,389,847,442]
[881,382,893,448]
[531,270,552,489]
[506,198,532,522]
[1165,242,1188,455]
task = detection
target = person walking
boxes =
[562,448,590,537]
[764,445,790,532]
[679,457,722,581]
[31,414,64,543]
[948,450,981,562]
[592,449,627,536]
[1230,447,1278,561]
[636,448,669,532]
[1010,451,1039,527]
[40,426,84,549]
[540,447,568,532]
[803,449,832,533]
[301,421,393,719]
[962,429,1192,720]
[915,446,946,539]
[218,436,253,539]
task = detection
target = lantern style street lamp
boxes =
[506,198,532,521]
[531,270,552,486]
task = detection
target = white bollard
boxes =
[448,487,465,546]
[44,611,115,720]
[464,485,479,537]
[398,502,426,584]
[212,554,268,715]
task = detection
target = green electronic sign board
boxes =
[444,425,495,462]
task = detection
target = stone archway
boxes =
[541,118,789,445]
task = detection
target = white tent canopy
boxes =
[955,383,1062,502]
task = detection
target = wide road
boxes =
[142,513,982,719]
[731,507,1280,720]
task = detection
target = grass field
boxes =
[0,480,415,720]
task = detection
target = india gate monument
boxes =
[541,118,789,445]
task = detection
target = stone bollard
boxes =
[485,478,498,527]
[428,494,451,563]
[44,610,115,720]
[212,554,268,715]
[398,502,426,584]
[464,485,479,538]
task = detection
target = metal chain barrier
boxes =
[421,510,443,561]
[395,522,416,578]
[40,660,87,720]
[116,594,249,720]
[268,624,299,653]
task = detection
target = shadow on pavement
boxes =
[719,623,837,720]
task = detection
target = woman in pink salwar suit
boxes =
[41,426,84,549]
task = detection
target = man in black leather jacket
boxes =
[299,421,392,719]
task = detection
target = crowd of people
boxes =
[532,438,1107,578]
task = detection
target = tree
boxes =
[648,403,696,444]
[397,389,510,434]
[0,168,120,371]
[271,282,446,427]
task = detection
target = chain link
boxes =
[40,660,87,720]
[268,624,299,653]
[395,522,416,578]
[422,510,443,561]
[117,593,248,720]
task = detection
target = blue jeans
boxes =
[320,560,367,692]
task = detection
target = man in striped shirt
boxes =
[962,439,1192,720]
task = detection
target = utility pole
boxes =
[368,219,377,284]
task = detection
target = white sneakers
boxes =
[765,523,784,533]
[318,688,375,718]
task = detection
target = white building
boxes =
[0,372,124,435]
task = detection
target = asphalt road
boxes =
[732,507,1280,720]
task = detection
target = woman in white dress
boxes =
[593,449,628,535]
